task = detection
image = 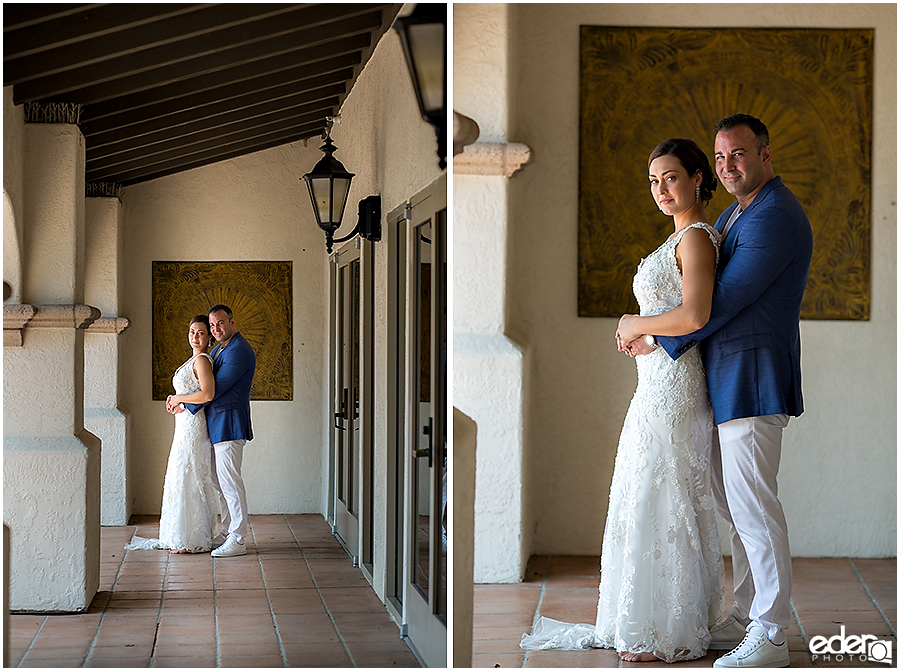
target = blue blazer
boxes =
[186,331,256,444]
[658,176,813,425]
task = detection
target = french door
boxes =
[330,241,374,565]
[403,175,447,667]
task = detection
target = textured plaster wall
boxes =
[499,3,896,558]
[22,125,86,306]
[84,197,130,525]
[327,26,444,596]
[2,108,101,611]
[453,3,531,583]
[120,142,327,517]
[4,435,100,611]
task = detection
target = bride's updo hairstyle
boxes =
[648,138,718,205]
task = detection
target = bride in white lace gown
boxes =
[126,316,220,554]
[522,139,724,662]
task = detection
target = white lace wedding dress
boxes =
[521,223,724,662]
[126,353,220,553]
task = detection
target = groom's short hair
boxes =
[716,113,770,153]
[209,304,233,317]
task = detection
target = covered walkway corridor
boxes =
[8,515,420,668]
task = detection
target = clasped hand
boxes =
[166,395,185,414]
[616,314,653,358]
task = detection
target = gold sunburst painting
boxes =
[578,27,873,320]
[152,261,293,401]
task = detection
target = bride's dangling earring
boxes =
[695,183,701,203]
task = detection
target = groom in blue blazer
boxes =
[644,115,812,668]
[184,304,256,558]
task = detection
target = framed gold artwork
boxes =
[151,261,293,400]
[578,27,873,320]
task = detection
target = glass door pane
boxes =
[333,250,360,562]
[436,208,447,623]
[403,174,447,668]
[413,219,432,599]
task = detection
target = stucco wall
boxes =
[456,3,896,561]
[453,3,533,582]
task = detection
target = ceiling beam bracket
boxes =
[24,102,81,124]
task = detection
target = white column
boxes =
[3,118,101,612]
[84,194,131,525]
[452,3,532,583]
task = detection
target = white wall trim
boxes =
[453,142,532,177]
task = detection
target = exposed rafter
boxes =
[3,3,402,187]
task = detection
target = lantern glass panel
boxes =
[406,22,444,113]
[309,177,335,223]
[331,176,352,223]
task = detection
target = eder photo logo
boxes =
[809,625,893,665]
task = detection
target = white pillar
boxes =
[3,118,101,612]
[453,3,532,583]
[84,194,131,526]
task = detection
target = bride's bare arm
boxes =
[167,356,216,407]
[616,227,716,344]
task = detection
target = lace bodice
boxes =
[631,223,720,426]
[173,353,212,395]
[633,222,720,317]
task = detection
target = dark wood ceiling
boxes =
[3,3,402,188]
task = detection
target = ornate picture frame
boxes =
[151,261,293,400]
[578,27,873,320]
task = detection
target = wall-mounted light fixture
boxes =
[303,118,381,253]
[394,3,447,170]
[303,122,355,253]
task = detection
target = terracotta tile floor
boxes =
[8,514,420,668]
[474,555,896,668]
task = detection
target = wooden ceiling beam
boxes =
[87,106,331,170]
[79,54,358,133]
[6,4,403,186]
[86,122,323,184]
[11,7,384,103]
[4,4,102,33]
[87,94,339,158]
[100,131,320,186]
[85,82,345,150]
[4,4,299,82]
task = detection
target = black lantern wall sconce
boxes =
[394,3,447,170]
[303,117,381,254]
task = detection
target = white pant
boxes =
[211,440,248,543]
[712,415,792,644]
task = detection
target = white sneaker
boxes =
[211,535,246,557]
[210,533,227,550]
[709,616,749,650]
[713,625,789,668]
